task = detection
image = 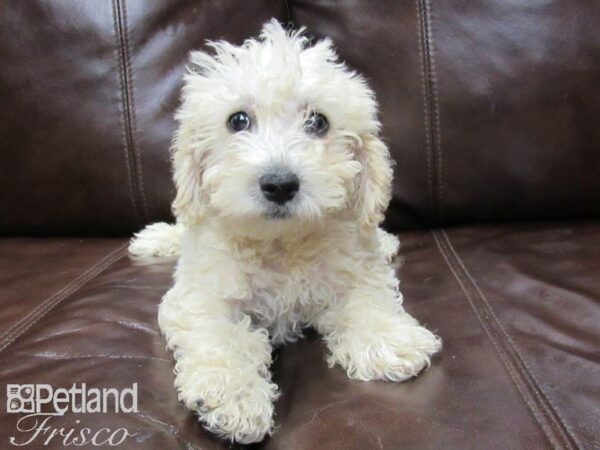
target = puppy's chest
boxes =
[240,249,342,320]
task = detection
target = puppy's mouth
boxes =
[263,204,292,220]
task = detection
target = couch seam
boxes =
[0,244,128,355]
[428,0,444,224]
[440,230,582,449]
[112,0,149,227]
[112,0,140,227]
[432,230,578,450]
[431,230,560,449]
[121,0,149,224]
[415,0,435,224]
[416,0,444,225]
[283,0,291,25]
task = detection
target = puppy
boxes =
[130,20,441,444]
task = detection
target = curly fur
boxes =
[129,20,441,444]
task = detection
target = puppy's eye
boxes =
[304,112,329,137]
[228,112,251,132]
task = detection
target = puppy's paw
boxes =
[181,371,278,444]
[128,222,183,257]
[327,322,442,382]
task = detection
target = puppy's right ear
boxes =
[171,52,217,226]
[171,119,209,226]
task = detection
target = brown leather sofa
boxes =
[1,1,598,449]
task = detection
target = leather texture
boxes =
[1,1,599,449]
[0,224,598,449]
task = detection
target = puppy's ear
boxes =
[354,133,393,232]
[170,54,217,226]
[170,117,210,226]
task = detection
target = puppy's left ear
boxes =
[355,133,394,231]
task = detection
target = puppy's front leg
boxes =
[158,284,277,444]
[317,260,441,382]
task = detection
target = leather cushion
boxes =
[2,1,599,234]
[1,223,597,448]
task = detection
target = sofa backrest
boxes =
[1,0,598,235]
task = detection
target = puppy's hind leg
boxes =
[128,222,184,257]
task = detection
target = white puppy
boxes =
[130,20,441,444]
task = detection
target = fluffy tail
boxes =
[128,222,184,257]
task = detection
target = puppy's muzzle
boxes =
[259,172,299,205]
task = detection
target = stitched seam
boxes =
[424,0,444,223]
[0,242,123,345]
[113,0,147,226]
[120,0,149,223]
[441,230,580,449]
[283,0,292,25]
[431,230,565,450]
[415,0,435,224]
[441,230,581,449]
[26,354,171,363]
[112,0,139,226]
[0,244,128,355]
[434,230,579,449]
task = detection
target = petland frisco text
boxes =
[6,383,138,447]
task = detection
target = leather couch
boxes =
[1,1,598,449]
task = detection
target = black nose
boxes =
[259,173,300,205]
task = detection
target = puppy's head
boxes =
[172,20,392,238]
